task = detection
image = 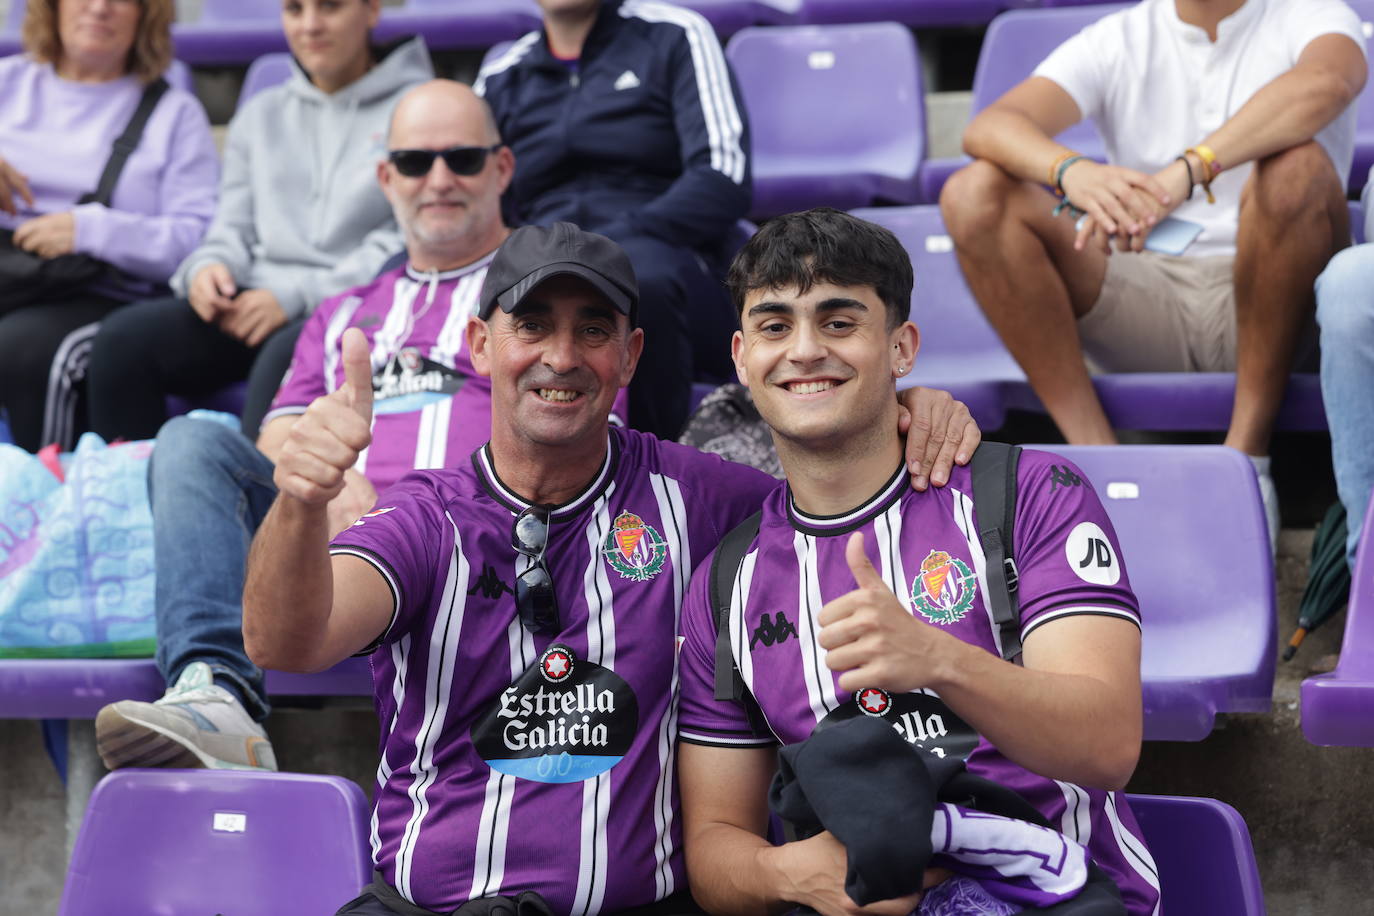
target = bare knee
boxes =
[940,159,1022,244]
[1244,141,1341,225]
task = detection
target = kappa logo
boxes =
[613,69,641,90]
[856,687,891,717]
[468,565,513,600]
[749,612,797,649]
[602,510,668,581]
[911,549,977,625]
[540,646,574,683]
[1048,464,1083,492]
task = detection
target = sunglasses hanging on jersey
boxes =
[387,144,503,178]
[512,504,560,635]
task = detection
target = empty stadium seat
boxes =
[239,51,294,108]
[59,768,371,916]
[727,23,926,219]
[672,0,797,35]
[1302,496,1374,746]
[797,0,1035,28]
[373,0,542,51]
[172,0,288,66]
[852,205,1024,430]
[918,3,1127,203]
[1050,444,1275,741]
[1126,794,1265,915]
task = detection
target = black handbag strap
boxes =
[78,77,169,207]
[970,441,1023,663]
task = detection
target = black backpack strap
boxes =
[81,77,170,207]
[970,442,1023,663]
[711,511,762,702]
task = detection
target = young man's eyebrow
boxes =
[746,301,794,318]
[815,297,869,314]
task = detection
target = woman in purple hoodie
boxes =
[0,0,218,452]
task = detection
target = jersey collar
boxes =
[786,463,908,536]
[404,250,497,284]
[473,431,621,518]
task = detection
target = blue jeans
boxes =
[148,415,277,720]
[1316,243,1374,572]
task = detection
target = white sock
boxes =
[1249,454,1278,552]
[1249,454,1271,477]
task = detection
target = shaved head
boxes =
[387,79,501,148]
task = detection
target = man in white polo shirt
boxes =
[939,0,1366,543]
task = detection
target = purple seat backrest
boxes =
[59,769,372,916]
[1050,445,1275,740]
[239,51,294,108]
[200,0,282,22]
[5,0,24,32]
[1125,794,1265,915]
[973,5,1132,161]
[164,59,193,94]
[850,205,1024,386]
[798,0,1034,28]
[726,23,925,183]
[1340,0,1374,193]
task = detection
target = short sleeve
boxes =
[264,297,336,423]
[676,553,776,748]
[1281,0,1366,65]
[1031,15,1121,125]
[329,473,447,643]
[1010,451,1140,643]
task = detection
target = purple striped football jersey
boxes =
[268,257,628,493]
[331,427,776,913]
[677,450,1161,916]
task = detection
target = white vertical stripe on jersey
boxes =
[950,486,1003,658]
[873,501,911,614]
[470,558,536,900]
[573,490,618,916]
[794,532,839,724]
[358,279,422,477]
[648,474,690,899]
[429,273,477,368]
[1104,792,1161,916]
[412,401,449,471]
[396,513,470,903]
[323,295,366,395]
[372,635,412,863]
[1054,780,1092,846]
[731,550,760,692]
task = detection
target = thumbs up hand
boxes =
[817,532,952,694]
[274,328,377,506]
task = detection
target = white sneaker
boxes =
[95,662,277,771]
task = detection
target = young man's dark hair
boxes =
[726,207,914,327]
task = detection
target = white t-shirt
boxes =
[1034,0,1366,257]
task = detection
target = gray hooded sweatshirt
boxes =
[171,37,432,320]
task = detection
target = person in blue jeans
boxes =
[1315,169,1374,572]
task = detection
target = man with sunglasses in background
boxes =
[475,0,751,443]
[93,80,528,772]
[240,220,982,916]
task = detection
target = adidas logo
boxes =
[614,70,641,91]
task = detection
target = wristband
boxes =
[1186,146,1221,204]
[1175,154,1195,202]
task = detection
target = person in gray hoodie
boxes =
[86,0,432,444]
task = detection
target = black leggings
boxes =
[0,294,123,452]
[86,296,304,442]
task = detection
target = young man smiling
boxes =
[675,209,1160,915]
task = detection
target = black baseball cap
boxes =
[479,222,639,326]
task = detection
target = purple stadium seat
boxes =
[1050,445,1274,741]
[0,656,372,719]
[0,0,24,57]
[671,0,797,35]
[373,0,541,50]
[239,51,294,107]
[1302,496,1374,746]
[918,3,1128,204]
[853,205,1025,430]
[727,23,925,219]
[797,0,1036,28]
[173,0,289,66]
[1126,794,1265,915]
[1341,0,1374,195]
[59,769,371,916]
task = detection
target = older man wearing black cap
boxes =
[243,222,981,916]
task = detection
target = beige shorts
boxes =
[1077,252,1236,374]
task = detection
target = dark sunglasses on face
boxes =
[387,144,502,178]
[512,504,560,635]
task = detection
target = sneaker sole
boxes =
[95,705,275,771]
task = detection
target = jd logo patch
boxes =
[911,549,977,625]
[602,511,668,582]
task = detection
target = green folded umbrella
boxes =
[1284,500,1351,662]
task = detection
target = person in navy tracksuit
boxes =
[476,0,751,440]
